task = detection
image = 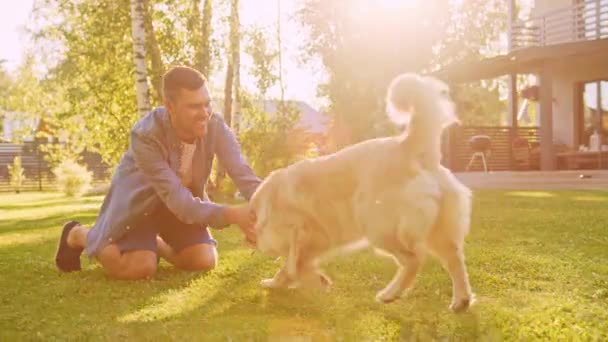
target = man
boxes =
[54,66,261,280]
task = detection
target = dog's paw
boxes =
[314,273,332,292]
[319,273,333,288]
[299,272,332,291]
[260,278,282,289]
[375,288,401,304]
[449,294,476,313]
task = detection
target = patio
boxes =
[455,170,608,190]
[436,0,608,172]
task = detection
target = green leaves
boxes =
[238,93,310,178]
[299,0,510,144]
[245,27,279,99]
[451,82,506,126]
[7,156,26,193]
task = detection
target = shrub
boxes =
[239,98,313,178]
[53,159,93,197]
[7,156,26,193]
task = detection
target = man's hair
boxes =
[162,66,207,101]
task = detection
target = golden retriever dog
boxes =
[250,73,475,312]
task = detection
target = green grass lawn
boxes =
[1,190,607,340]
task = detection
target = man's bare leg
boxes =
[156,236,217,272]
[96,244,157,280]
[66,224,88,250]
[58,223,157,280]
[57,223,213,278]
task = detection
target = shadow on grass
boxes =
[0,236,232,339]
[0,211,98,235]
[116,248,265,323]
[114,245,484,340]
[0,196,103,211]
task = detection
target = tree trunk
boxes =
[215,61,234,191]
[189,0,202,68]
[129,0,151,117]
[143,0,163,103]
[223,62,234,128]
[230,0,241,133]
[276,0,285,106]
[197,0,213,76]
[215,0,239,192]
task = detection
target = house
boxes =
[2,111,39,143]
[260,100,329,135]
[436,0,608,171]
[210,98,328,134]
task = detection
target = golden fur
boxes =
[250,73,475,312]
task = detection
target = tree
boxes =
[299,0,451,147]
[3,55,49,143]
[215,0,240,191]
[450,82,506,125]
[30,0,220,166]
[192,0,213,77]
[299,0,510,145]
[32,0,139,165]
[143,0,164,104]
[198,0,213,77]
[7,156,26,193]
[434,0,508,126]
[230,0,242,134]
[433,0,508,67]
[245,27,278,100]
[0,61,12,138]
[0,60,10,103]
[276,0,285,104]
[129,0,152,117]
[238,95,311,178]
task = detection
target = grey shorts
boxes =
[115,204,218,254]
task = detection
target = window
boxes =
[578,80,608,147]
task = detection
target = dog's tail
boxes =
[385,73,458,165]
[386,73,457,130]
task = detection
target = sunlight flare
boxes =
[117,249,255,323]
[506,191,556,198]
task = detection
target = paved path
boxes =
[454,170,608,190]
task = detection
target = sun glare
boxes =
[376,0,417,9]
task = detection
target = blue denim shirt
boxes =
[86,107,261,257]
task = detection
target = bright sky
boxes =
[0,0,544,110]
[229,0,325,107]
[0,0,34,72]
[0,0,325,107]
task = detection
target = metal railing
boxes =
[510,0,608,50]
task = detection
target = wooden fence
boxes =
[0,142,111,192]
[443,126,541,172]
[1,126,543,192]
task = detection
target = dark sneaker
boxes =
[55,221,84,272]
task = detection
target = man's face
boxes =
[166,85,212,141]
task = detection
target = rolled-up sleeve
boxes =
[130,129,228,229]
[214,119,261,200]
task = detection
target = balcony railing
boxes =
[510,0,608,50]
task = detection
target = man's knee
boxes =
[176,244,217,272]
[99,246,157,280]
[121,258,157,280]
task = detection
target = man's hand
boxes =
[224,203,256,246]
